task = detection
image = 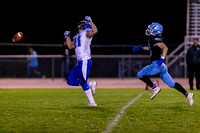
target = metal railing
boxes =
[0,42,187,78]
[0,55,63,80]
[0,54,152,79]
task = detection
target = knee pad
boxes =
[161,73,176,88]
[168,81,176,88]
[67,77,80,86]
[67,78,72,85]
[137,71,143,79]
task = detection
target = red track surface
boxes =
[0,78,192,89]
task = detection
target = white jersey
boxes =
[73,29,93,61]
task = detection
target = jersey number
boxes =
[74,35,81,48]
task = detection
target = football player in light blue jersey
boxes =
[64,16,98,106]
[133,22,194,106]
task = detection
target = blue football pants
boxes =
[67,59,92,91]
[137,61,176,88]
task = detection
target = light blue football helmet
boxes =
[145,22,163,36]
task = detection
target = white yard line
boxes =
[102,92,144,133]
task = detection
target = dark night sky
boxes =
[0,1,187,51]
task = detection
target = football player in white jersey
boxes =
[64,16,98,106]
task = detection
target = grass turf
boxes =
[0,89,199,133]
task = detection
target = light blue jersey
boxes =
[29,51,39,67]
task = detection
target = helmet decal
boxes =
[145,22,163,36]
[78,20,92,30]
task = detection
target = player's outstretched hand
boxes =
[156,58,164,67]
[85,16,92,21]
[64,31,71,38]
[132,46,143,52]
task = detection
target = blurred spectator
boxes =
[27,47,45,78]
[186,38,200,90]
[62,42,73,80]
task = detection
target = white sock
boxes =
[84,89,95,103]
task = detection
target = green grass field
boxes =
[0,88,199,133]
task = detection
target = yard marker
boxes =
[102,92,144,133]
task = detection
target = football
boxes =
[12,32,23,42]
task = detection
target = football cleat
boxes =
[187,93,194,106]
[151,87,161,100]
[89,81,97,96]
[88,103,97,107]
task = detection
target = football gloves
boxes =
[132,46,143,52]
[64,31,71,38]
[85,16,92,21]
